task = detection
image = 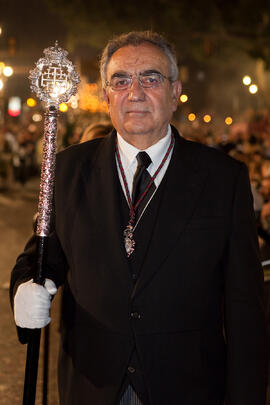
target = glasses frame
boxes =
[105,71,172,91]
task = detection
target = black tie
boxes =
[132,152,156,217]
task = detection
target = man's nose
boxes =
[128,78,145,101]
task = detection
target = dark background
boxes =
[1,0,270,120]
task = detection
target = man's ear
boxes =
[103,88,109,105]
[172,80,182,111]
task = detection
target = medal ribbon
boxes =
[115,134,174,257]
[116,134,174,222]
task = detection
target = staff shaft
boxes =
[22,106,58,405]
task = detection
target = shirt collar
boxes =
[117,125,172,169]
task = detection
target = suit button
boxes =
[130,312,141,319]
[128,366,135,373]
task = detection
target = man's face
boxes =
[260,177,270,200]
[103,43,181,146]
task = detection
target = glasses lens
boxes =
[111,77,131,90]
[109,73,165,90]
[140,73,163,88]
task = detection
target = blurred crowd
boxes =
[1,109,270,260]
[0,116,112,191]
[0,122,39,189]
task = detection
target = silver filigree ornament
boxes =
[29,41,80,107]
[29,42,80,237]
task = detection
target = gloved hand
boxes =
[14,278,57,329]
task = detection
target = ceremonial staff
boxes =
[23,42,80,405]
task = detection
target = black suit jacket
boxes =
[10,127,267,405]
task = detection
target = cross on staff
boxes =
[41,66,69,96]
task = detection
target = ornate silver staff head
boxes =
[29,42,80,237]
[29,41,80,108]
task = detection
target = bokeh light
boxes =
[27,98,37,107]
[3,66,13,77]
[188,113,196,121]
[242,75,251,86]
[180,94,188,103]
[203,114,212,123]
[59,103,68,112]
[225,116,233,125]
[249,84,258,94]
[32,113,42,122]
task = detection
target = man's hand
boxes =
[14,278,57,329]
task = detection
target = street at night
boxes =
[0,179,59,404]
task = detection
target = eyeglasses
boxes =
[105,72,171,91]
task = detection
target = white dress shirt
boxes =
[116,125,174,204]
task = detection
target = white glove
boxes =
[14,278,57,329]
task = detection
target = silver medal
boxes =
[123,223,135,257]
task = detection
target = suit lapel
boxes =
[81,131,133,295]
[131,131,209,299]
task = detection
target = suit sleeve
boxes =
[224,164,267,404]
[10,224,68,344]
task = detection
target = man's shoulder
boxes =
[179,136,245,174]
[56,137,108,175]
[57,137,103,163]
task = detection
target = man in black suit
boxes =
[11,31,267,405]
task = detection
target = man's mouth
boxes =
[126,110,148,114]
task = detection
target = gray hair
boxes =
[100,30,179,87]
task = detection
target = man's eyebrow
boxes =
[109,69,163,79]
[140,69,162,75]
[110,71,130,79]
